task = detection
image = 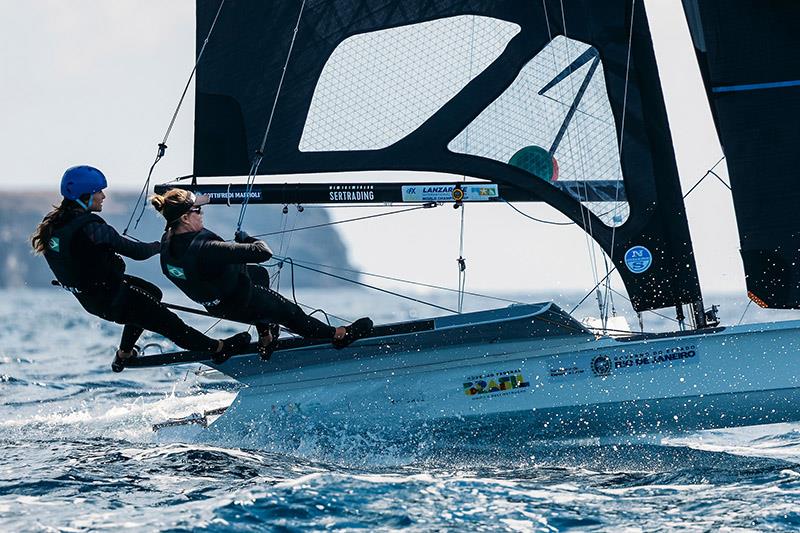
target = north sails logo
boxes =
[329,185,375,202]
[166,264,186,280]
[48,237,60,252]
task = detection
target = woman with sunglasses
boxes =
[32,166,252,372]
[151,188,373,359]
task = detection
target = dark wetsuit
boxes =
[162,230,336,339]
[46,212,218,353]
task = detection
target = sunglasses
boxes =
[188,206,202,214]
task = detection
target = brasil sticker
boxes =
[166,264,187,280]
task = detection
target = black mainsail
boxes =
[683,0,800,308]
[186,0,703,314]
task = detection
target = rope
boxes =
[272,255,458,314]
[250,204,435,238]
[551,0,605,321]
[603,0,637,328]
[275,205,297,288]
[237,0,307,232]
[682,156,728,198]
[503,200,574,225]
[282,257,526,305]
[567,156,726,327]
[123,0,227,236]
[737,299,753,326]
[203,318,223,335]
[457,202,467,313]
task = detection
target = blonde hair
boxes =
[150,188,193,213]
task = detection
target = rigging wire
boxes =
[237,0,307,233]
[454,14,480,314]
[568,155,728,323]
[249,204,434,238]
[203,318,224,335]
[122,0,227,236]
[457,203,467,314]
[273,206,299,290]
[682,156,728,198]
[737,299,753,326]
[271,255,458,314]
[503,200,574,226]
[282,257,526,305]
[603,0,637,328]
[556,0,605,322]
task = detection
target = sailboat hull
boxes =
[198,304,800,441]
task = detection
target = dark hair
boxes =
[31,198,84,254]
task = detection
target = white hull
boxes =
[195,303,800,441]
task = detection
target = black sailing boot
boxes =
[256,323,281,361]
[332,317,374,349]
[211,332,252,364]
[111,346,140,373]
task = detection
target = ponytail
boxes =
[31,199,82,254]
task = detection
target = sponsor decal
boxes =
[402,184,498,202]
[270,402,302,414]
[624,245,653,274]
[549,344,699,381]
[591,355,612,376]
[463,368,530,399]
[611,346,697,370]
[205,191,262,200]
[48,237,60,252]
[166,264,187,280]
[328,185,375,202]
[548,364,585,378]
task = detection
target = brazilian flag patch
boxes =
[48,237,60,252]
[166,264,187,280]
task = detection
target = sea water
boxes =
[2,288,800,531]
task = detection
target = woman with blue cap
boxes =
[31,166,251,371]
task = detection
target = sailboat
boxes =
[131,0,800,440]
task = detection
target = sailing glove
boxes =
[234,230,258,244]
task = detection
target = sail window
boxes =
[298,16,520,152]
[448,36,629,227]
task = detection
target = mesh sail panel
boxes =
[449,36,628,227]
[300,16,520,152]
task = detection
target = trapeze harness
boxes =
[160,229,250,309]
[44,213,125,295]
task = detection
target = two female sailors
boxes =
[150,188,373,359]
[31,166,252,372]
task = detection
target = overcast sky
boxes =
[0,0,744,313]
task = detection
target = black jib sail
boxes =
[683,0,800,308]
[192,0,703,313]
